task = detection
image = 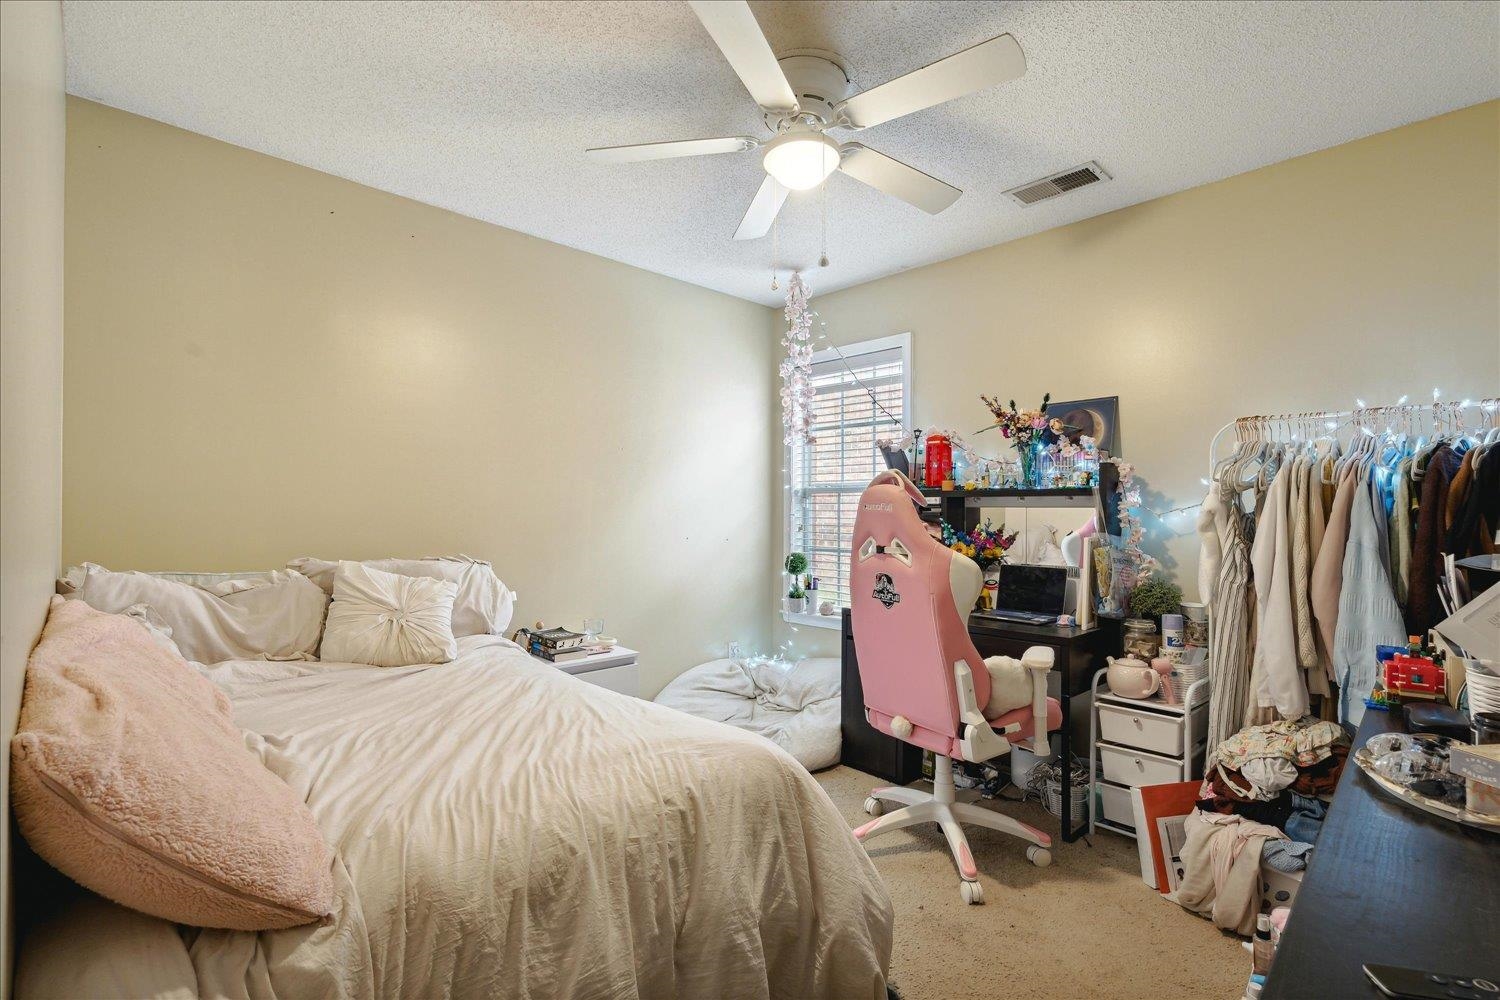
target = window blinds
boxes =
[789,347,906,609]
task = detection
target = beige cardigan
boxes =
[1309,462,1359,685]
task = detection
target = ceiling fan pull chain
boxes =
[819,179,830,268]
[771,215,780,291]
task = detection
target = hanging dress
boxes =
[1208,481,1256,753]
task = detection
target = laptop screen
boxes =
[995,564,1068,615]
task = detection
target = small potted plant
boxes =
[784,552,809,614]
[1128,577,1183,628]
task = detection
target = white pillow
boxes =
[287,555,513,636]
[121,603,185,658]
[63,564,328,664]
[319,561,458,667]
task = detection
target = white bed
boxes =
[17,634,892,999]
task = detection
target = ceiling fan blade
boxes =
[586,135,759,164]
[834,33,1025,130]
[734,175,790,240]
[687,0,798,113]
[837,143,961,214]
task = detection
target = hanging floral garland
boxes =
[1109,458,1161,580]
[779,272,816,445]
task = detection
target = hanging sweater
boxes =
[1250,460,1308,721]
[1197,486,1230,605]
[1407,445,1465,636]
[1290,456,1319,670]
[1389,456,1414,608]
[1310,463,1359,687]
[1334,469,1408,725]
[1445,443,1498,558]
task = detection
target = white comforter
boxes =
[19,636,892,999]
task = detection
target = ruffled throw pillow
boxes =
[319,561,458,667]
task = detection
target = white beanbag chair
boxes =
[654,657,841,771]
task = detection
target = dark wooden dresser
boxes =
[1263,710,1500,998]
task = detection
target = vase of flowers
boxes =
[940,519,1019,610]
[979,393,1051,488]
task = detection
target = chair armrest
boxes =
[1021,645,1056,756]
[954,660,1009,763]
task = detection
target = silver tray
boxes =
[1353,747,1500,832]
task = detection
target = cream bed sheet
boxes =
[19,635,892,1000]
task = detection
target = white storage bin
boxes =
[1260,864,1303,912]
[1099,742,1186,787]
[1098,780,1135,828]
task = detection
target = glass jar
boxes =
[1185,618,1210,647]
[1473,712,1500,746]
[1123,617,1159,659]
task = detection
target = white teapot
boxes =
[1106,656,1161,700]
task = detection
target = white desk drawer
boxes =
[573,661,638,697]
[1099,742,1187,787]
[1099,703,1182,756]
[1097,699,1208,757]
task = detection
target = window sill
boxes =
[781,610,842,631]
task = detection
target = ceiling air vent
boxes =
[1004,161,1111,206]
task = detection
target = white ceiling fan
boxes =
[586,1,1026,240]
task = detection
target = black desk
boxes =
[1264,711,1500,999]
[839,608,1110,843]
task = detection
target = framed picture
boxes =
[1046,395,1119,456]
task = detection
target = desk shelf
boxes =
[918,486,1096,508]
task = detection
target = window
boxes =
[787,334,910,614]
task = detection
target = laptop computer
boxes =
[977,564,1069,625]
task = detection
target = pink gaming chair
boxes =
[849,470,1062,904]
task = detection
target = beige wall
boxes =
[1,0,66,989]
[783,100,1500,658]
[64,98,777,697]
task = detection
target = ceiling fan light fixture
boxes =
[762,131,840,191]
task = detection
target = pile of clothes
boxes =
[1171,717,1349,935]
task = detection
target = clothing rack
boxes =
[1199,393,1499,752]
[1206,397,1500,475]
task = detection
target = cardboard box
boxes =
[1449,743,1500,787]
[1449,744,1500,817]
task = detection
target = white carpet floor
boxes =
[815,766,1248,1000]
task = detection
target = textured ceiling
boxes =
[63,1,1499,306]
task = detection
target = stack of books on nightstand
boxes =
[526,627,590,663]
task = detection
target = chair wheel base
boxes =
[959,880,984,905]
[1026,845,1052,867]
[863,796,884,817]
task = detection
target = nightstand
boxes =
[535,645,639,697]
